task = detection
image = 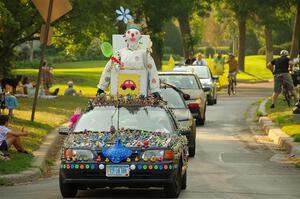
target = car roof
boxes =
[158,71,196,75]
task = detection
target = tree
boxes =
[0,0,42,77]
[171,0,212,58]
[221,0,255,71]
[290,0,300,59]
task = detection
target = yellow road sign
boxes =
[32,0,72,23]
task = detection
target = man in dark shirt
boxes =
[185,53,196,65]
[267,50,299,108]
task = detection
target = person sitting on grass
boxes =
[64,81,82,96]
[0,115,29,155]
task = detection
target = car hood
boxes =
[180,89,202,99]
[171,109,192,121]
[64,129,186,149]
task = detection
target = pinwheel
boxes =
[116,6,133,24]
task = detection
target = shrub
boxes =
[258,42,291,55]
[15,60,40,69]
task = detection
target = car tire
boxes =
[165,161,183,198]
[207,95,214,105]
[196,106,206,126]
[59,171,78,198]
[188,122,196,157]
[181,170,187,190]
[122,86,126,90]
[214,97,217,104]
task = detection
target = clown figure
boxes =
[97,22,160,97]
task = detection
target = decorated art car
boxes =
[59,95,189,198]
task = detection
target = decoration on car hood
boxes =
[63,129,185,149]
[86,94,165,111]
[102,139,132,163]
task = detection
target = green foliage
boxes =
[258,42,292,55]
[163,20,184,55]
[245,31,261,55]
[205,46,215,57]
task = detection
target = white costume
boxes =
[98,25,160,95]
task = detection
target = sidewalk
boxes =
[0,128,61,185]
[257,98,300,157]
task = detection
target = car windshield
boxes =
[186,67,211,79]
[159,75,199,89]
[160,88,186,109]
[74,106,174,133]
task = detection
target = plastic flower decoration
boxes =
[116,6,133,24]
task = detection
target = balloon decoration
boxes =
[101,42,113,58]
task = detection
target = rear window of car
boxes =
[159,74,200,89]
[186,67,211,79]
[160,88,186,109]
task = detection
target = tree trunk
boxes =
[264,25,273,63]
[178,14,194,58]
[238,15,246,72]
[151,35,163,70]
[0,47,14,78]
[290,2,300,59]
[29,40,34,61]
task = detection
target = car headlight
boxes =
[142,149,173,161]
[178,120,193,129]
[64,149,94,161]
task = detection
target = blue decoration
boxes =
[159,165,163,170]
[102,139,132,164]
[138,165,143,170]
[116,6,133,24]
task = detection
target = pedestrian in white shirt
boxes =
[193,54,208,66]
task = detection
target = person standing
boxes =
[267,50,299,108]
[214,53,225,75]
[41,61,53,92]
[193,54,208,66]
[5,91,18,118]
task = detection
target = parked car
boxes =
[159,72,207,125]
[59,96,189,198]
[174,65,218,105]
[160,83,196,157]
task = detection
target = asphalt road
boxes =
[1,82,300,199]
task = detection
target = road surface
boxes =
[1,82,300,199]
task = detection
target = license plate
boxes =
[106,165,129,177]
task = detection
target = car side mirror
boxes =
[183,93,190,100]
[58,127,71,135]
[203,87,210,92]
[212,75,219,80]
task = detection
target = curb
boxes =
[258,99,300,157]
[0,127,61,185]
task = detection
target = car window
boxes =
[186,67,211,79]
[74,106,174,133]
[160,88,186,109]
[159,75,200,89]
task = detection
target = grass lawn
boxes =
[265,97,300,142]
[0,96,88,175]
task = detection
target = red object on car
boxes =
[120,80,137,90]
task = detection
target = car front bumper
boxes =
[60,163,178,188]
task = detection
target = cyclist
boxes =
[226,53,239,86]
[214,53,225,75]
[267,50,299,108]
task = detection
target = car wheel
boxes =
[207,95,214,105]
[196,106,206,126]
[165,161,183,198]
[181,170,187,190]
[188,122,196,157]
[122,86,126,90]
[131,86,135,90]
[59,171,78,198]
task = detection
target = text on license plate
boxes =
[106,165,130,177]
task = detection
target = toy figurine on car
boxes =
[97,19,160,98]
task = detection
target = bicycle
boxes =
[227,72,237,96]
[274,74,292,107]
